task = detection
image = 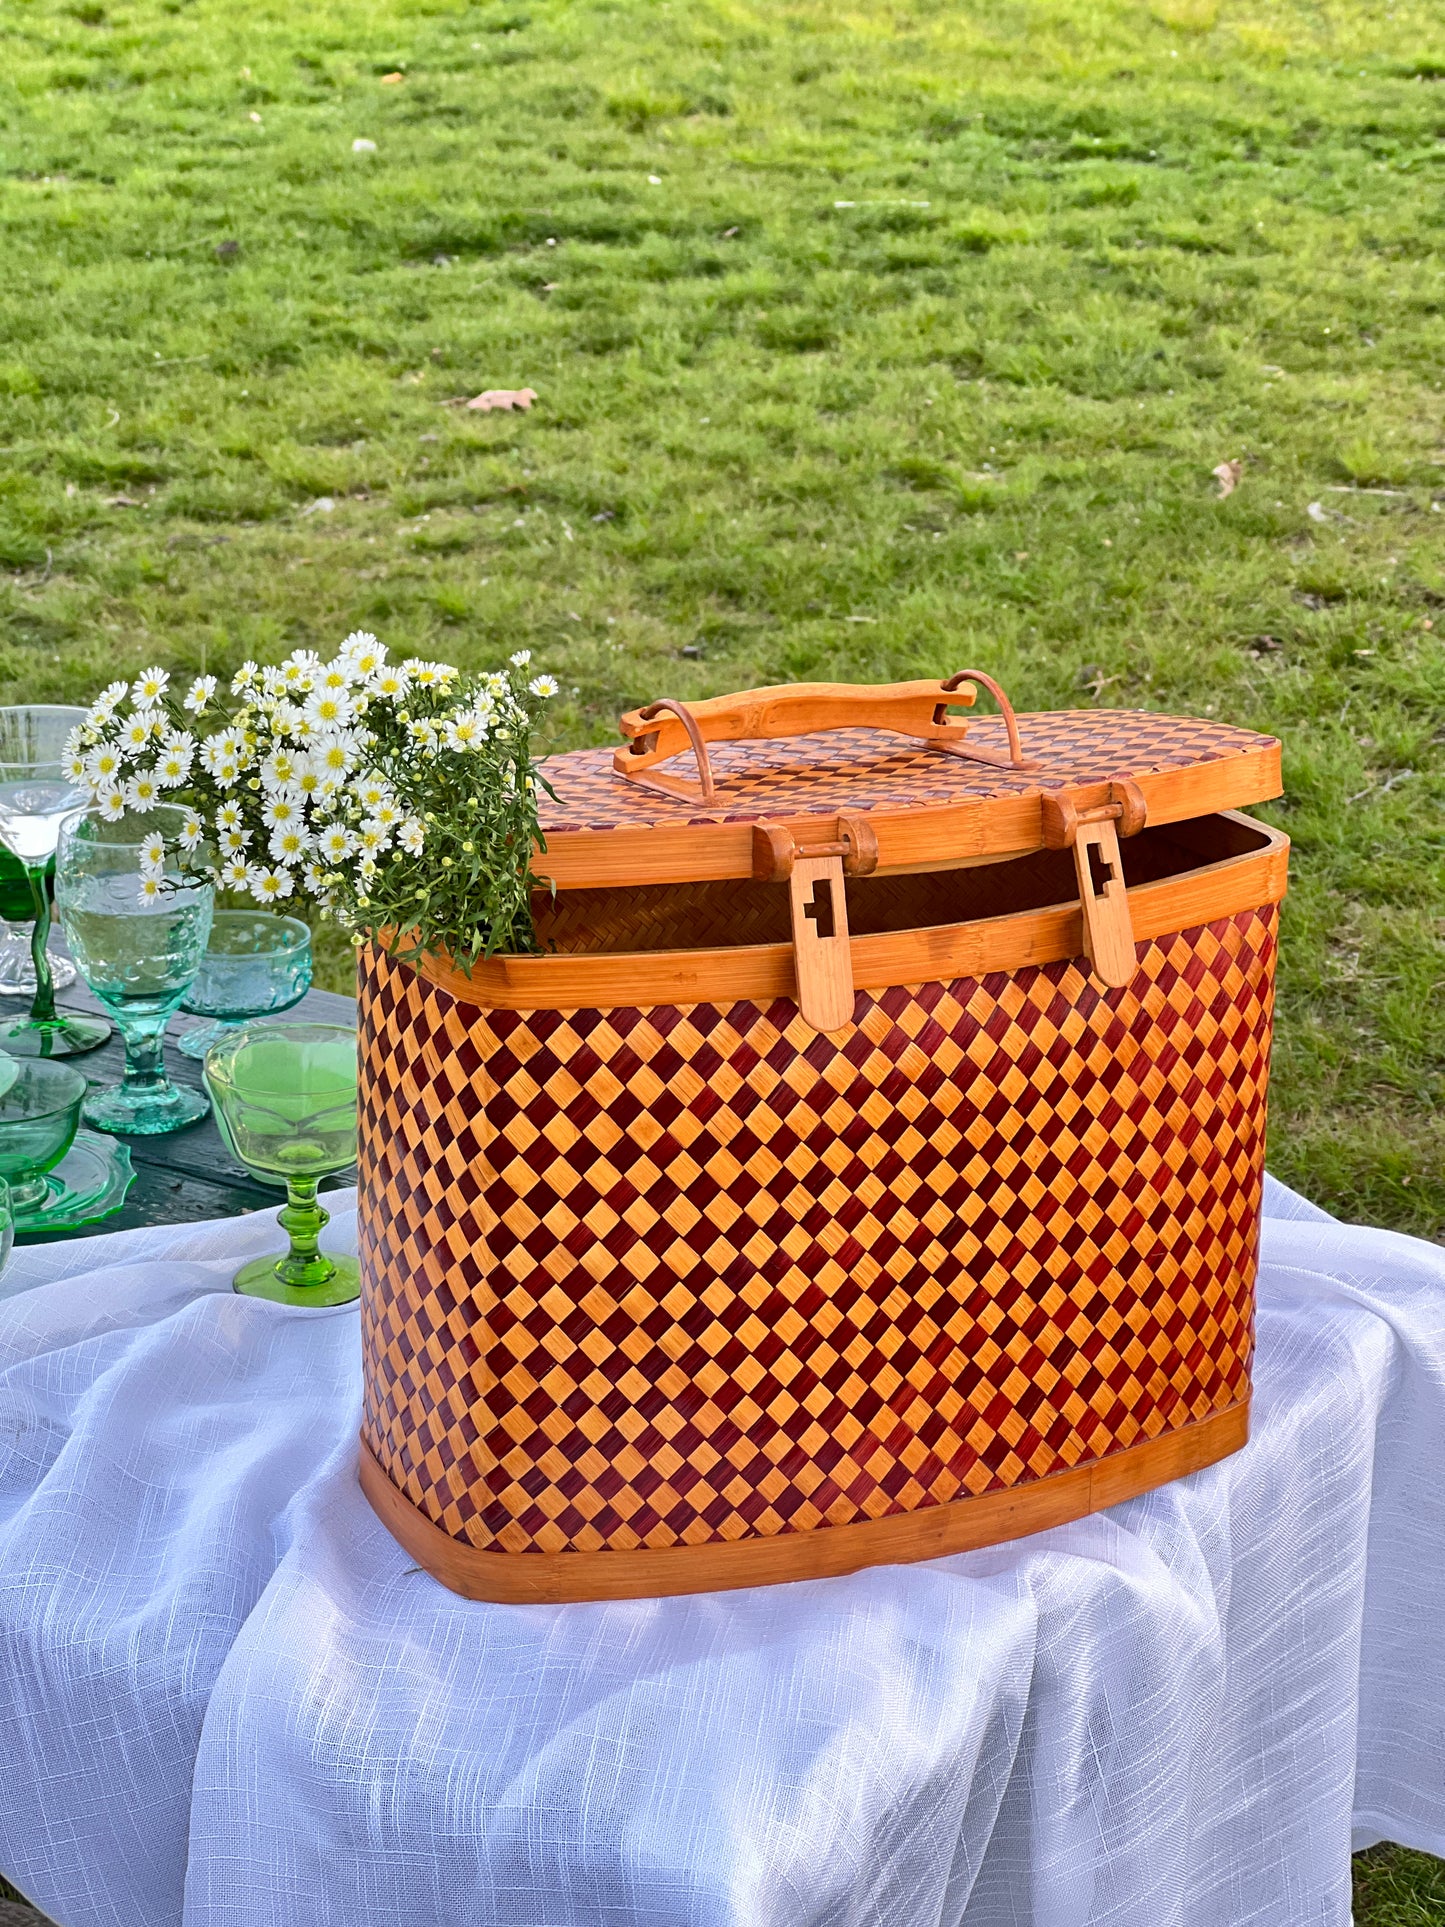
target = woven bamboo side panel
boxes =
[357,904,1275,1567]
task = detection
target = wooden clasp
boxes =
[751,817,875,1031]
[1039,779,1147,990]
[750,815,879,883]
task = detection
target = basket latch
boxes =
[1040,780,1148,990]
[752,816,878,1031]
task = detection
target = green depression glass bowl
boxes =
[204,1022,359,1306]
[178,912,313,1061]
[0,1058,86,1211]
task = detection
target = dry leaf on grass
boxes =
[461,388,538,413]
[380,72,405,83]
[1213,459,1243,499]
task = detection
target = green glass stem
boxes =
[275,1174,339,1290]
[116,1016,171,1102]
[25,866,56,1026]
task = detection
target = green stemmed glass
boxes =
[54,804,215,1135]
[177,912,313,1060]
[0,707,111,1058]
[203,1023,359,1306]
[0,1058,83,1213]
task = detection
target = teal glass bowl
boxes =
[178,912,313,1060]
[0,1058,86,1212]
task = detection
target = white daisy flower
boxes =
[442,713,483,752]
[356,771,393,811]
[219,828,250,856]
[357,854,379,881]
[509,649,532,667]
[316,825,357,862]
[97,787,127,822]
[357,821,391,855]
[214,759,240,788]
[261,791,302,829]
[179,812,204,853]
[122,716,156,752]
[293,764,323,798]
[410,660,457,689]
[367,663,411,700]
[370,798,402,831]
[156,744,193,786]
[184,674,218,714]
[341,628,383,660]
[132,666,170,708]
[219,857,252,891]
[301,861,333,897]
[63,748,90,785]
[397,817,425,855]
[248,864,294,903]
[279,653,319,691]
[231,661,259,691]
[261,750,302,790]
[139,831,166,874]
[137,873,165,905]
[407,718,439,747]
[124,773,160,813]
[529,674,559,698]
[302,689,355,732]
[201,734,233,776]
[311,735,357,778]
[269,824,311,865]
[215,800,244,832]
[89,679,129,721]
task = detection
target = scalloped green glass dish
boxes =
[13,1128,135,1234]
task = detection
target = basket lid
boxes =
[534,675,1281,890]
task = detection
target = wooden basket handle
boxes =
[613,674,1033,802]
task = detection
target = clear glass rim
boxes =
[57,799,202,852]
[204,1020,358,1095]
[0,706,94,782]
[204,910,312,958]
[0,1056,88,1121]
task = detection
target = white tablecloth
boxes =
[0,1177,1442,1927]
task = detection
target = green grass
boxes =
[2,0,1445,1916]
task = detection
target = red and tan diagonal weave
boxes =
[358,905,1274,1562]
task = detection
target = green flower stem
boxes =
[25,866,55,1026]
[275,1175,338,1291]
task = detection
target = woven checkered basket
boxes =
[358,681,1287,1601]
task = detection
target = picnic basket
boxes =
[357,674,1288,1602]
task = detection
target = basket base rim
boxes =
[359,1400,1249,1603]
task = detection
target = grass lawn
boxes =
[2,0,1445,1917]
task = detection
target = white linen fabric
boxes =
[0,1176,1442,1927]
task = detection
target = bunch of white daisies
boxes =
[65,635,558,963]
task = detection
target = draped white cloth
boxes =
[0,1177,1442,1927]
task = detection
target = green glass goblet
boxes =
[0,1058,85,1215]
[177,912,313,1060]
[0,706,110,1057]
[54,804,214,1135]
[203,1022,359,1306]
